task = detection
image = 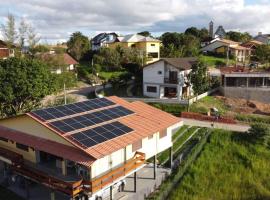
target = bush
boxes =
[248,123,270,147]
[54,72,77,92]
[236,114,270,124]
[149,103,187,116]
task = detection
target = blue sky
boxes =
[1,0,270,43]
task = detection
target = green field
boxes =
[98,71,127,80]
[0,186,25,200]
[169,130,270,200]
[201,55,235,67]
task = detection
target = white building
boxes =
[0,96,182,200]
[143,58,197,99]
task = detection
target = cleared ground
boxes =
[169,130,270,200]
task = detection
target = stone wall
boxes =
[221,87,270,103]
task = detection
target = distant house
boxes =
[254,32,270,44]
[143,57,197,99]
[220,67,270,103]
[0,40,15,59]
[108,34,161,64]
[242,40,263,57]
[91,32,118,51]
[39,53,78,74]
[201,38,251,62]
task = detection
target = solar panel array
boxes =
[30,97,135,148]
[49,106,134,133]
[31,98,115,121]
[69,121,133,148]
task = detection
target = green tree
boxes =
[226,31,252,43]
[67,32,90,61]
[31,44,50,54]
[254,44,270,65]
[1,13,17,47]
[0,57,55,117]
[137,31,151,37]
[190,59,209,95]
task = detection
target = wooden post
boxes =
[153,154,157,180]
[169,147,173,169]
[134,172,137,192]
[110,185,113,200]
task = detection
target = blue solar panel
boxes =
[70,121,133,148]
[31,98,115,121]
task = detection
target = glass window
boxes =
[151,44,155,47]
[147,86,157,93]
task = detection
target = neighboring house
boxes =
[254,32,270,44]
[0,40,15,59]
[39,52,78,74]
[201,38,251,62]
[108,34,161,64]
[242,40,263,57]
[201,21,226,47]
[0,96,182,200]
[143,57,197,99]
[220,67,270,103]
[91,32,118,51]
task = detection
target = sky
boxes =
[0,0,270,44]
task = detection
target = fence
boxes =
[187,87,220,104]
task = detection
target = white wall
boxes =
[90,121,183,178]
[143,84,160,98]
[143,61,165,84]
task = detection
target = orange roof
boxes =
[63,53,78,65]
[27,96,181,159]
[219,39,239,45]
[0,125,94,167]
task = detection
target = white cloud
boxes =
[0,0,270,43]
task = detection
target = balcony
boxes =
[164,77,178,84]
[87,152,145,193]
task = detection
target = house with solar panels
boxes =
[0,96,182,200]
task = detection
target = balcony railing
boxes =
[87,152,145,193]
[0,147,83,196]
[164,77,178,84]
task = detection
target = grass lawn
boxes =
[172,125,189,141]
[98,71,128,80]
[189,96,229,115]
[201,55,235,67]
[169,129,270,200]
[173,127,198,152]
[0,186,25,200]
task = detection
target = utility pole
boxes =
[64,83,67,105]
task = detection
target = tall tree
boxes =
[67,32,90,61]
[1,13,17,46]
[255,44,270,65]
[226,31,252,43]
[190,60,209,95]
[137,31,151,37]
[0,57,55,117]
[28,25,40,49]
[18,18,28,48]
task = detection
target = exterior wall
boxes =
[0,139,36,163]
[143,83,161,98]
[90,121,183,179]
[221,87,270,103]
[0,115,73,146]
[143,61,165,84]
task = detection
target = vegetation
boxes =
[190,60,209,95]
[200,55,234,67]
[172,125,189,141]
[0,57,54,117]
[254,44,270,66]
[169,130,270,200]
[236,113,270,125]
[226,31,252,43]
[148,103,187,116]
[248,123,270,147]
[173,127,198,152]
[189,96,229,115]
[147,129,211,200]
[67,32,90,61]
[0,186,25,200]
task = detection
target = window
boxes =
[147,52,158,58]
[158,71,162,75]
[131,44,136,48]
[16,143,29,152]
[147,86,157,93]
[159,129,167,139]
[132,140,142,152]
[151,44,155,47]
[0,137,8,142]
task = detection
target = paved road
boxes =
[181,118,250,132]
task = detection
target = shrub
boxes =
[236,114,270,124]
[248,123,270,147]
[54,72,77,92]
